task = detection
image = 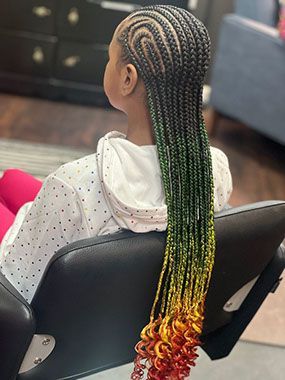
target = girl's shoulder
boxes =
[210,146,230,167]
[52,153,98,188]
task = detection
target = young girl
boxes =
[0,5,232,379]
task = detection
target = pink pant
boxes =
[0,169,42,243]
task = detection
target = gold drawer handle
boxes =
[100,1,139,12]
[32,6,52,18]
[32,47,44,64]
[63,56,81,68]
[188,0,199,11]
[67,8,79,26]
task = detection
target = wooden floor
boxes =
[0,92,284,206]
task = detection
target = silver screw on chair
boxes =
[34,357,42,365]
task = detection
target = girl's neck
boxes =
[126,125,155,146]
[125,103,155,146]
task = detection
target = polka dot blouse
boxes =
[0,131,232,303]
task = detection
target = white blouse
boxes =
[0,131,233,302]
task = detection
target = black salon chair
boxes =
[0,200,284,380]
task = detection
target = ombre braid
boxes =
[117,5,215,379]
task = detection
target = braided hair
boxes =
[117,5,215,379]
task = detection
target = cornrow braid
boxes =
[117,5,215,379]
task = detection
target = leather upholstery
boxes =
[0,273,35,380]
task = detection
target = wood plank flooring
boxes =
[0,92,284,206]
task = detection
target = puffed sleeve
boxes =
[210,147,233,212]
[0,174,90,303]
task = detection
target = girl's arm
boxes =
[0,174,90,303]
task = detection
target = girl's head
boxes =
[104,6,216,380]
[104,5,210,114]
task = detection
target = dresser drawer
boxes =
[0,32,56,77]
[0,0,56,35]
[54,41,108,86]
[57,0,141,44]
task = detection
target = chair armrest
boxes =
[202,244,285,359]
[0,272,36,380]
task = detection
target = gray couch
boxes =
[209,0,285,145]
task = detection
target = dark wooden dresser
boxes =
[0,0,189,106]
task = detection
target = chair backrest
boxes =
[235,0,279,26]
[16,200,283,380]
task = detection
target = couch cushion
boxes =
[235,0,279,26]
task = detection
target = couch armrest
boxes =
[236,15,279,39]
[0,272,36,380]
[210,14,285,145]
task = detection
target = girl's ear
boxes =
[121,64,138,96]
